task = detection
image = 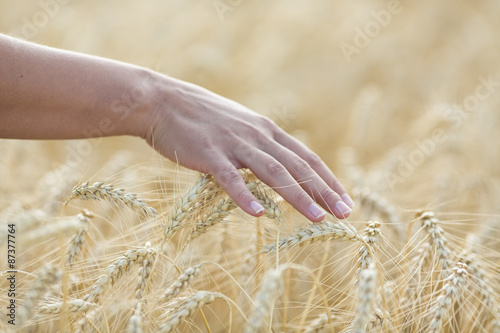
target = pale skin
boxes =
[0,34,354,222]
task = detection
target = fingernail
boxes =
[336,201,352,217]
[309,203,326,220]
[250,201,265,214]
[341,193,355,208]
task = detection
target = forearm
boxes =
[0,34,157,140]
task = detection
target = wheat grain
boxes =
[18,265,61,326]
[158,291,221,333]
[262,220,359,253]
[65,181,157,217]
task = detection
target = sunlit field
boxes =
[1,1,500,332]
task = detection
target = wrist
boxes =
[117,67,164,139]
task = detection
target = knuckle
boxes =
[293,158,312,174]
[321,188,339,203]
[266,160,287,177]
[294,189,312,205]
[307,152,323,168]
[217,167,241,185]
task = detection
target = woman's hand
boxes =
[143,76,354,222]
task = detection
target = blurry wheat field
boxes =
[1,1,500,332]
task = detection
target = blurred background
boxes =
[1,0,500,215]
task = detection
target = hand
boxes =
[143,75,354,222]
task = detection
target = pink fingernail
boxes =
[341,194,355,208]
[251,201,265,214]
[309,203,326,220]
[336,201,352,217]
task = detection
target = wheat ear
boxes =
[356,221,381,278]
[263,220,358,253]
[417,211,451,273]
[39,299,95,314]
[428,262,468,333]
[352,264,377,333]
[247,182,282,221]
[244,268,283,333]
[191,197,237,238]
[18,265,61,325]
[128,302,143,333]
[83,247,155,303]
[65,181,157,217]
[164,264,202,302]
[65,209,93,267]
[163,175,214,239]
[158,291,221,333]
[460,253,500,331]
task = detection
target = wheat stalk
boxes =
[18,265,61,325]
[158,291,221,333]
[262,220,359,253]
[65,181,157,217]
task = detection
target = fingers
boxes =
[238,148,341,222]
[258,143,352,219]
[274,130,355,208]
[209,160,266,218]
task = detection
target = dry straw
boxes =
[65,181,157,217]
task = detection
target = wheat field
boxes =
[1,1,500,332]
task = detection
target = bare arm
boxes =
[0,34,354,221]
